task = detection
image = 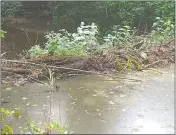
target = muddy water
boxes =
[1,24,52,59]
[1,65,174,134]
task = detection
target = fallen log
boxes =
[1,67,31,74]
[143,60,167,69]
[2,59,142,82]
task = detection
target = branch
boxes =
[144,60,166,69]
[1,67,31,74]
[2,59,142,82]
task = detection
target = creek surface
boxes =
[1,23,50,59]
[2,65,174,134]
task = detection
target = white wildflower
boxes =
[81,22,85,26]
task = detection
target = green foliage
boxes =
[1,107,22,123]
[47,1,175,32]
[1,125,14,134]
[24,120,70,134]
[130,57,142,71]
[1,108,13,123]
[1,30,7,38]
[1,107,71,134]
[154,2,175,21]
[28,22,100,58]
[25,120,45,134]
[116,56,124,70]
[2,2,174,33]
[28,45,49,58]
[28,17,174,58]
[45,121,72,134]
[1,108,22,134]
[150,17,174,45]
[116,56,142,71]
[1,1,22,19]
[103,25,137,46]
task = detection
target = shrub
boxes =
[103,25,137,46]
[28,22,101,58]
[1,1,22,19]
[28,18,174,58]
[149,17,174,45]
[28,45,49,58]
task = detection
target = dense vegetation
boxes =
[2,1,175,58]
[1,1,175,32]
[1,1,175,65]
[27,17,174,58]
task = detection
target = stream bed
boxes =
[1,65,174,134]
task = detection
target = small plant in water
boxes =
[1,69,72,134]
[1,107,22,134]
[1,30,7,38]
[1,106,71,134]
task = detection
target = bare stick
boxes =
[18,26,33,47]
[144,60,166,69]
[1,52,6,57]
[34,31,39,45]
[28,76,46,84]
[105,5,108,19]
[162,39,174,46]
[11,35,15,52]
[1,67,31,74]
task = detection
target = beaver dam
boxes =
[1,39,175,86]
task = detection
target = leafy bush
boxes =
[47,1,175,32]
[1,1,174,33]
[1,1,22,19]
[1,107,22,134]
[28,45,49,58]
[1,107,71,134]
[28,18,174,58]
[1,30,7,38]
[103,25,137,46]
[28,22,101,58]
[22,120,71,134]
[149,17,174,45]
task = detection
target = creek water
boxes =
[1,65,174,134]
[1,25,49,59]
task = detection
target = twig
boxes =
[144,60,166,69]
[18,26,32,47]
[12,35,15,52]
[105,5,108,19]
[34,31,39,45]
[2,59,142,82]
[162,39,175,46]
[1,67,31,74]
[28,76,46,84]
[1,70,23,77]
[1,52,6,57]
